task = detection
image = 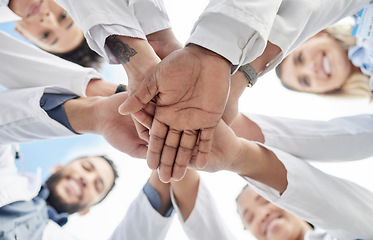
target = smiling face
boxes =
[279,33,353,93]
[45,156,115,214]
[237,187,310,240]
[10,0,84,53]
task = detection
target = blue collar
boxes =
[37,185,69,227]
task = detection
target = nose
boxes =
[40,12,57,26]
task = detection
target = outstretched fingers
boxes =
[159,128,182,182]
[172,129,199,181]
[147,119,168,170]
[195,128,215,169]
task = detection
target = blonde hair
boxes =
[322,23,372,98]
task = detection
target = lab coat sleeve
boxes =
[170,178,237,240]
[130,0,172,35]
[186,0,282,70]
[42,221,80,240]
[244,144,373,240]
[0,145,41,208]
[0,87,76,145]
[244,113,373,162]
[0,31,103,96]
[55,0,145,64]
[266,0,371,71]
[109,190,174,240]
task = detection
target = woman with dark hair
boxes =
[1,0,102,67]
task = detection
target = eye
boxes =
[59,12,67,21]
[297,52,303,63]
[82,161,93,171]
[303,76,310,87]
[41,32,50,40]
[95,180,104,194]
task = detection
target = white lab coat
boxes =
[246,144,373,240]
[244,113,373,161]
[0,6,104,143]
[0,31,104,144]
[55,0,369,71]
[173,151,373,240]
[170,178,236,240]
[110,189,174,240]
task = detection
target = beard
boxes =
[45,170,87,214]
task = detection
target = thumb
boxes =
[118,73,158,115]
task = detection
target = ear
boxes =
[50,165,63,174]
[78,208,90,216]
[14,26,28,40]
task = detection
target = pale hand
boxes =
[66,93,149,158]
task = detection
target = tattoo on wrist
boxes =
[106,35,137,63]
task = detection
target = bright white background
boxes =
[62,0,373,239]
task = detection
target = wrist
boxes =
[105,35,160,90]
[63,96,102,134]
[249,41,281,75]
[86,79,118,97]
[226,138,252,176]
[185,44,232,71]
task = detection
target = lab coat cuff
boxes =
[187,5,268,72]
[130,0,172,35]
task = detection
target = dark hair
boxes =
[96,155,119,204]
[54,39,103,68]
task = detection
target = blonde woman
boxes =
[275,21,372,98]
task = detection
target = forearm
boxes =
[229,140,287,194]
[85,79,119,97]
[146,29,183,59]
[170,169,200,221]
[63,96,100,134]
[105,35,160,90]
[230,113,264,143]
[223,41,281,125]
[244,146,373,238]
[148,171,172,216]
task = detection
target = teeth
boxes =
[323,57,331,75]
[70,180,81,197]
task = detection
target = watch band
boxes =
[115,84,127,93]
[238,63,258,88]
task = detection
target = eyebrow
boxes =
[293,54,298,66]
[51,38,59,46]
[66,21,74,30]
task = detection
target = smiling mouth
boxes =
[67,178,83,199]
[322,54,331,77]
[27,1,42,17]
[263,215,282,236]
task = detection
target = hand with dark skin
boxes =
[120,44,232,183]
